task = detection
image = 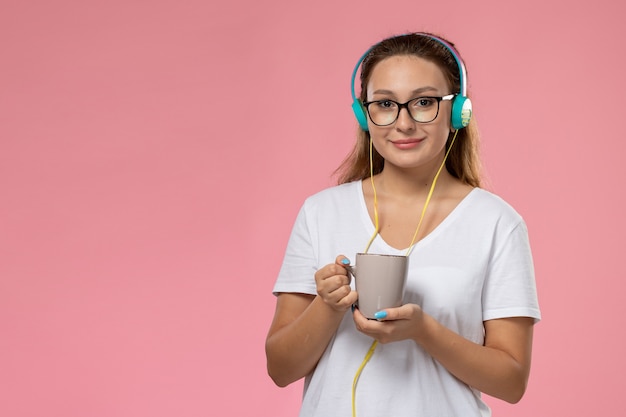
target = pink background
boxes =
[1,0,624,416]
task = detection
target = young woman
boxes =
[265,32,540,417]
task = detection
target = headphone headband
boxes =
[350,48,371,103]
[420,34,467,97]
[350,32,472,131]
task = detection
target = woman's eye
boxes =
[413,98,435,108]
[377,100,397,110]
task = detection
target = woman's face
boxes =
[365,55,452,173]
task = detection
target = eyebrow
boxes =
[372,86,440,96]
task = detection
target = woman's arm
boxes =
[420,315,534,403]
[265,257,357,387]
[353,306,534,403]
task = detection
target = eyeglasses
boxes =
[363,94,455,126]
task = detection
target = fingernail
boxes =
[341,258,350,265]
[374,311,387,320]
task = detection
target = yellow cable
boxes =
[363,138,379,254]
[353,139,380,415]
[351,340,378,417]
[405,130,459,257]
[362,130,458,256]
[351,130,459,416]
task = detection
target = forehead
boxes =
[367,55,449,94]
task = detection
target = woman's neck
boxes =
[374,161,455,201]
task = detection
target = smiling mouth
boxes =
[391,138,423,144]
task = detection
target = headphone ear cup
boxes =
[451,95,472,130]
[352,100,369,131]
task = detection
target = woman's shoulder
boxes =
[303,180,361,208]
[465,187,525,225]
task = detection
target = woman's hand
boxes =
[315,255,358,312]
[352,303,425,344]
[266,255,357,387]
[353,302,535,403]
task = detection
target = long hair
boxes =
[335,33,482,187]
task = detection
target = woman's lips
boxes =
[390,138,423,149]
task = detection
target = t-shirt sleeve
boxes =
[272,202,319,296]
[482,220,541,322]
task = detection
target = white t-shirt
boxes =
[273,181,541,417]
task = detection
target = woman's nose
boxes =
[395,107,416,131]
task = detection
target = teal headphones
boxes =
[350,33,472,131]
